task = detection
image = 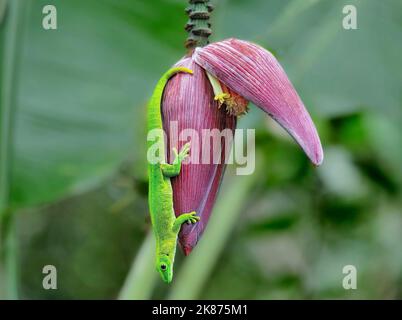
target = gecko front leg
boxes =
[172,211,200,233]
[161,142,191,177]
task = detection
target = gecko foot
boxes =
[181,211,200,225]
[173,142,191,163]
[172,211,199,233]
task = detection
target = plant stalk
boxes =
[0,0,27,299]
[185,0,213,50]
[168,162,259,299]
[118,232,158,300]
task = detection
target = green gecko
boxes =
[147,67,200,283]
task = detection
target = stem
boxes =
[185,0,213,50]
[0,0,27,300]
[118,232,158,300]
[0,0,7,24]
[1,211,17,298]
[168,154,260,299]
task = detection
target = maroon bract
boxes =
[161,39,323,255]
[162,57,236,255]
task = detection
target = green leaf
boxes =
[8,0,187,207]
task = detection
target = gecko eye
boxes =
[160,264,167,271]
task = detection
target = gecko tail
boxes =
[163,67,193,80]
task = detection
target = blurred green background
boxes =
[0,0,401,299]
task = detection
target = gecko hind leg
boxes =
[172,211,199,233]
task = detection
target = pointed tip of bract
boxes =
[182,245,192,256]
[309,145,324,167]
[314,146,324,167]
[286,120,324,167]
[194,38,324,167]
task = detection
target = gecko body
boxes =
[147,67,199,283]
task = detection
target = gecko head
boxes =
[156,255,173,284]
